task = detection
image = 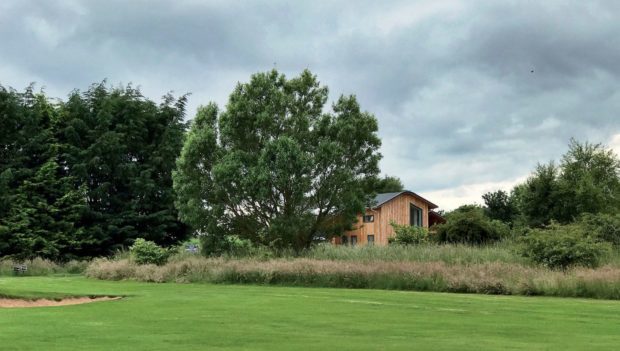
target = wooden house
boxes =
[335,191,444,246]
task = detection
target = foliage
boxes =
[435,205,509,244]
[0,83,189,260]
[200,234,255,257]
[0,86,87,260]
[130,238,170,265]
[173,70,381,250]
[579,213,620,247]
[374,175,404,193]
[482,190,517,224]
[518,223,611,270]
[554,139,620,221]
[513,162,560,227]
[388,221,429,245]
[56,83,190,255]
[508,139,620,227]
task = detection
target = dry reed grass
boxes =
[85,257,620,299]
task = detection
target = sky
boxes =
[2,0,619,210]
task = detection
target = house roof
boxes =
[372,191,438,209]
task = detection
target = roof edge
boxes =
[373,191,438,209]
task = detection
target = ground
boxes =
[1,277,620,350]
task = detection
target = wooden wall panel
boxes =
[342,193,431,245]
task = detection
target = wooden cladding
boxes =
[342,193,431,245]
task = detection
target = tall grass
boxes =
[303,242,528,265]
[85,256,620,300]
[0,258,88,276]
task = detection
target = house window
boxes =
[410,204,423,227]
[350,235,358,246]
[367,235,375,245]
[341,235,348,245]
[363,215,374,223]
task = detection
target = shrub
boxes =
[130,238,170,265]
[389,221,429,245]
[518,223,611,270]
[579,213,620,247]
[200,234,256,257]
[435,206,509,244]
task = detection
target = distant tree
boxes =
[482,190,517,224]
[174,70,381,251]
[513,162,560,227]
[511,139,620,227]
[374,175,405,193]
[554,139,620,222]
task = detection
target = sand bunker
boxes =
[0,296,121,308]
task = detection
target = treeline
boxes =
[0,84,189,260]
[431,140,620,269]
[483,139,620,228]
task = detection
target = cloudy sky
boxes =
[2,0,619,209]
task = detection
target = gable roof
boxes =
[372,191,438,209]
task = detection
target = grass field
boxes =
[1,277,620,350]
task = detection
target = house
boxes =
[336,191,445,246]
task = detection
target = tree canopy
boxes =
[0,83,189,260]
[174,70,381,251]
[485,139,620,228]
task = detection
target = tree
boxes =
[482,190,516,224]
[55,83,189,256]
[0,86,86,260]
[513,162,560,227]
[511,139,620,227]
[554,139,620,222]
[374,175,405,193]
[435,205,509,244]
[174,70,381,251]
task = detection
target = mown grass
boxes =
[2,276,620,350]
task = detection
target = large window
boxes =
[410,204,423,227]
[341,236,348,245]
[363,215,374,223]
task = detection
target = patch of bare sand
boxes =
[0,296,121,308]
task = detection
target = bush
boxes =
[579,213,620,247]
[518,223,611,270]
[435,206,509,244]
[389,221,429,245]
[130,238,170,265]
[200,234,256,257]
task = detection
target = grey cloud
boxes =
[1,0,619,206]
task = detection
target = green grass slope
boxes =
[1,276,619,350]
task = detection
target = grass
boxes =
[0,258,88,276]
[304,242,529,264]
[85,255,620,299]
[1,276,620,350]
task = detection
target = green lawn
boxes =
[1,277,620,350]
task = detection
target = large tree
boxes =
[0,86,86,260]
[174,70,381,251]
[55,83,189,256]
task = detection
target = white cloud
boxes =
[421,176,527,211]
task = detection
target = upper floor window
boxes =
[410,204,423,227]
[363,215,374,223]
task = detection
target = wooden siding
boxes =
[342,193,431,245]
